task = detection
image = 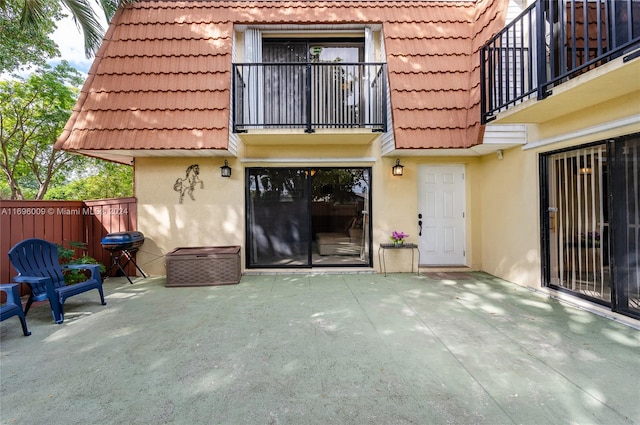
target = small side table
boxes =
[378,243,420,277]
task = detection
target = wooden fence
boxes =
[0,198,137,287]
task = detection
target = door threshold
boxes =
[419,266,475,273]
[244,267,376,275]
[534,287,640,330]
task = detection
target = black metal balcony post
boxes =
[232,64,247,133]
[231,64,237,132]
[381,64,388,132]
[536,0,550,100]
[480,47,488,124]
[305,63,314,133]
[596,0,604,57]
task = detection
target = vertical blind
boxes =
[243,29,264,126]
[550,144,609,300]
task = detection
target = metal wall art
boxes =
[173,164,204,204]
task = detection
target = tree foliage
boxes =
[0,62,133,200]
[45,160,133,200]
[0,0,61,73]
[0,62,85,199]
[1,0,136,60]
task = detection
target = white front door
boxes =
[418,165,466,265]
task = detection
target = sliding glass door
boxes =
[246,167,371,268]
[610,135,640,318]
[545,144,610,302]
[542,134,640,319]
[247,168,310,267]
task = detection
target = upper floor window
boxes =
[233,28,386,133]
[263,39,364,63]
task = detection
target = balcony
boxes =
[232,62,387,137]
[481,0,640,124]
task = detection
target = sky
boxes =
[51,10,107,76]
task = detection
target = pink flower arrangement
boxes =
[390,231,409,243]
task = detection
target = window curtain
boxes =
[263,41,307,126]
[363,28,374,126]
[243,28,263,126]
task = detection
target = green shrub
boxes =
[57,241,106,284]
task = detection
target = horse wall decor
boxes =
[174,164,204,203]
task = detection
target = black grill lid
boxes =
[101,231,144,250]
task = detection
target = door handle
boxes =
[548,208,557,232]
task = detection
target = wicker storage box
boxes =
[166,246,241,287]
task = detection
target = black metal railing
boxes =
[481,0,640,123]
[232,62,387,133]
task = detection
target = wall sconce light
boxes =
[578,157,592,175]
[496,149,504,160]
[392,159,404,176]
[220,160,232,178]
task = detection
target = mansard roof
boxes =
[55,0,509,158]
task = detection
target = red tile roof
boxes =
[55,0,509,155]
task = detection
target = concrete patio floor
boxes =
[1,272,639,424]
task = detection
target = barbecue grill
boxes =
[101,231,146,284]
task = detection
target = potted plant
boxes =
[390,231,409,247]
[57,241,106,284]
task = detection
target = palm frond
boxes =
[95,0,116,21]
[61,0,105,57]
[20,0,50,29]
[96,0,136,22]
